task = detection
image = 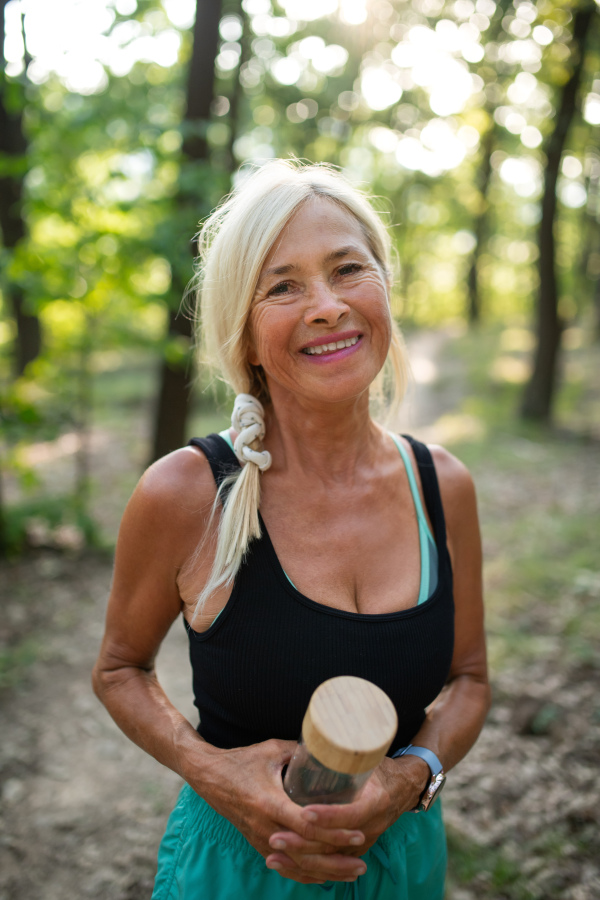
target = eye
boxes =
[268,281,292,297]
[338,263,363,276]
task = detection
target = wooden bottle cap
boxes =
[302,676,398,775]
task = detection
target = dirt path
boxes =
[0,553,193,900]
[1,329,598,900]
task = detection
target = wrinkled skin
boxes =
[93,198,491,885]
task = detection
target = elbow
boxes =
[91,649,154,707]
[91,653,125,705]
[471,672,493,718]
[91,660,109,705]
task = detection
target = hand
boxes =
[265,755,430,879]
[190,738,371,885]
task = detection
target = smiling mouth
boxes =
[301,335,361,356]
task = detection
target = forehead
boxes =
[261,197,370,269]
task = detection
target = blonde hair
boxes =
[192,160,408,618]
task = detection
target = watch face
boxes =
[418,773,446,812]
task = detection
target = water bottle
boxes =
[283,676,398,806]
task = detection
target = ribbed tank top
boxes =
[185,434,455,755]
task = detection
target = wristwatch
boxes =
[392,744,446,812]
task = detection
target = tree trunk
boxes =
[584,155,600,340]
[521,4,596,422]
[149,0,223,463]
[226,5,250,173]
[467,127,494,324]
[466,0,512,325]
[150,310,196,461]
[0,0,41,375]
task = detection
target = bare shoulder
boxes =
[135,446,216,513]
[428,445,480,561]
[117,446,218,568]
[429,444,476,505]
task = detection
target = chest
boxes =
[258,469,426,615]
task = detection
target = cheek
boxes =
[247,306,293,368]
[355,284,392,335]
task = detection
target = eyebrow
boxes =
[257,245,367,285]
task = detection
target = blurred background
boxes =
[0,0,599,898]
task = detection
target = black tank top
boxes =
[185,434,454,755]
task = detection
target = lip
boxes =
[300,334,363,365]
[300,329,363,351]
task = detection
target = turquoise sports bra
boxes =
[218,430,438,605]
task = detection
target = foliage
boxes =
[1,0,599,533]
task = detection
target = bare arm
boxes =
[92,449,219,777]
[400,445,491,770]
[92,449,366,885]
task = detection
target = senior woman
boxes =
[93,160,490,900]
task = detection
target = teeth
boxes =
[304,335,359,355]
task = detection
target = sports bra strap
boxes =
[401,435,449,556]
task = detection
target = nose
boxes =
[303,278,350,326]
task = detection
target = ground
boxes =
[1,327,599,899]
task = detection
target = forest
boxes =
[0,1,599,898]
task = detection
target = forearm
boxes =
[409,673,492,772]
[379,674,490,822]
[92,662,222,788]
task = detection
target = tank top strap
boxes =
[188,434,240,498]
[401,435,449,561]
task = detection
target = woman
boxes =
[93,160,490,899]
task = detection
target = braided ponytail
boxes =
[192,395,270,619]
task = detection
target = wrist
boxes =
[393,755,431,810]
[393,745,447,813]
[172,723,224,788]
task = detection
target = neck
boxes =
[264,385,384,483]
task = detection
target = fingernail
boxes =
[354,867,366,877]
[267,861,282,870]
[271,839,286,850]
[349,835,364,846]
[303,811,318,822]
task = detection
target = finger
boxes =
[265,857,326,884]
[266,851,368,882]
[270,829,365,853]
[300,801,373,831]
[269,792,326,837]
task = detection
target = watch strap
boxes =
[392,744,444,777]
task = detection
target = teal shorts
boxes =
[152,783,446,900]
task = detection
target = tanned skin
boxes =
[93,199,490,885]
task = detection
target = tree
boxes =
[149,0,223,462]
[521,3,598,422]
[0,0,41,375]
[465,0,512,325]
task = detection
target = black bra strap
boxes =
[188,434,240,495]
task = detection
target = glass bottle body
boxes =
[283,736,372,806]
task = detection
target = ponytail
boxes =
[192,395,270,620]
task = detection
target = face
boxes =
[247,197,392,408]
